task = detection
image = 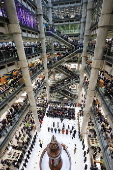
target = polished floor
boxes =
[19,107,91,170]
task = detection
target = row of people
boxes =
[47,105,75,120]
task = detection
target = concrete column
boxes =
[4,0,40,131]
[48,0,54,59]
[48,0,53,25]
[80,0,87,43]
[78,0,94,102]
[81,0,113,135]
[36,0,50,102]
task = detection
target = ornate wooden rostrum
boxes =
[47,135,62,170]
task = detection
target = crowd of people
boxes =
[0,43,42,61]
[98,70,113,101]
[46,104,75,120]
[93,98,113,160]
[0,61,43,103]
[84,68,113,110]
[88,38,113,56]
[0,111,36,170]
[36,97,48,126]
[0,100,28,142]
[0,69,22,102]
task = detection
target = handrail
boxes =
[96,87,113,119]
[0,103,30,151]
[31,67,43,80]
[85,67,113,120]
[91,107,113,170]
[0,68,44,112]
[0,84,25,111]
[47,49,82,69]
[45,31,73,47]
[50,77,79,92]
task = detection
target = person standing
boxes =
[74,147,77,154]
[66,129,68,135]
[57,122,59,128]
[54,128,57,133]
[62,128,65,134]
[58,128,61,133]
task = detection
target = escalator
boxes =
[56,65,76,77]
[45,31,73,48]
[47,49,82,69]
[50,77,79,93]
[58,89,78,100]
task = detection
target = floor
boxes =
[19,107,91,170]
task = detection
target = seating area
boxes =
[46,104,75,120]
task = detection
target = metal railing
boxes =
[91,107,113,170]
[47,49,82,69]
[0,67,44,111]
[0,103,30,151]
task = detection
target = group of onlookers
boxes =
[88,38,113,56]
[0,69,22,102]
[93,99,113,160]
[46,104,75,120]
[0,111,36,170]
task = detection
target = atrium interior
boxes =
[0,0,113,170]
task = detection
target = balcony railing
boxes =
[0,66,44,111]
[85,67,113,119]
[53,16,81,23]
[0,83,25,111]
[96,87,113,119]
[0,50,18,66]
[87,46,113,64]
[52,0,81,3]
[91,107,113,170]
[0,46,41,65]
[0,103,30,151]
